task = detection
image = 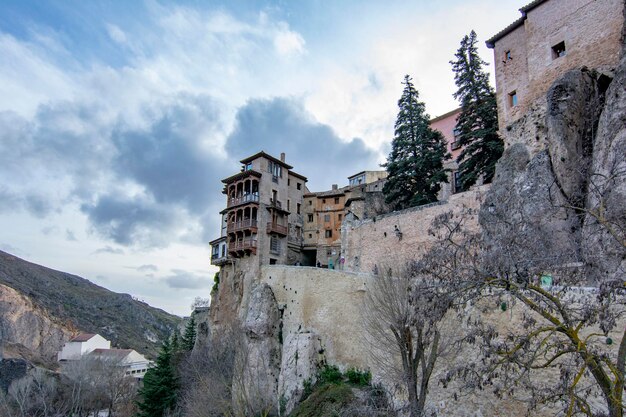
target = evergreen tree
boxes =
[383,75,449,210]
[136,338,179,417]
[181,315,197,351]
[450,30,503,189]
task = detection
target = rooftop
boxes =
[240,151,293,170]
[485,0,549,48]
[70,333,97,342]
[89,348,133,359]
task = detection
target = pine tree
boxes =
[450,30,503,190]
[136,338,179,417]
[383,75,450,210]
[181,315,196,351]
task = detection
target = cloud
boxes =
[273,25,306,57]
[164,269,208,289]
[137,264,158,273]
[106,24,127,44]
[0,243,28,257]
[65,229,78,241]
[92,245,125,255]
[225,97,381,191]
[111,94,227,214]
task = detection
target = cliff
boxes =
[0,250,180,366]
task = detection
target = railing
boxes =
[211,254,229,265]
[229,238,257,251]
[269,199,282,209]
[267,222,288,235]
[228,193,259,207]
[227,219,258,233]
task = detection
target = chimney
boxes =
[280,152,285,162]
[332,184,338,190]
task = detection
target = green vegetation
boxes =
[289,383,355,417]
[136,338,179,417]
[211,272,220,295]
[346,367,372,386]
[383,75,450,210]
[450,30,503,189]
[181,315,197,351]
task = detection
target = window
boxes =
[505,50,512,61]
[297,183,301,190]
[269,258,277,265]
[270,237,280,254]
[451,128,462,150]
[297,203,301,215]
[308,214,314,222]
[308,200,312,206]
[453,171,463,194]
[308,233,313,239]
[268,161,282,179]
[245,162,252,171]
[324,214,331,222]
[322,199,326,204]
[287,200,290,211]
[509,91,518,107]
[334,197,339,204]
[288,179,291,186]
[325,230,332,238]
[453,127,461,138]
[552,41,566,59]
[338,213,342,221]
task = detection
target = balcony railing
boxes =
[229,238,258,251]
[227,193,259,208]
[267,222,288,236]
[227,219,258,233]
[211,254,229,265]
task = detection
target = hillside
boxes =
[0,250,180,363]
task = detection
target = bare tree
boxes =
[429,158,626,416]
[364,261,453,417]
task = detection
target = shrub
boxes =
[318,365,343,384]
[346,368,371,386]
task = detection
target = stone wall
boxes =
[256,266,625,416]
[341,187,488,274]
[492,0,624,130]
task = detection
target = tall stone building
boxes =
[209,151,308,270]
[486,0,624,130]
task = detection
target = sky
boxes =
[0,0,522,316]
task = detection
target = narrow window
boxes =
[505,50,512,61]
[338,213,342,221]
[334,197,339,204]
[552,41,566,59]
[308,233,312,239]
[324,214,330,222]
[297,203,301,215]
[288,179,291,186]
[287,200,290,211]
[307,214,313,222]
[308,200,312,206]
[297,183,301,190]
[325,230,332,238]
[509,91,518,107]
[322,199,326,204]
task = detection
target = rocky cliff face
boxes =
[0,250,181,365]
[481,57,625,281]
[0,283,74,366]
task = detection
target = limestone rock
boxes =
[278,331,323,414]
[234,283,281,415]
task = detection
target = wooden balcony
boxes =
[227,219,258,233]
[227,193,259,208]
[266,222,288,236]
[210,254,229,266]
[228,238,257,256]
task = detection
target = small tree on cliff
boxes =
[181,315,197,352]
[136,338,179,417]
[450,30,503,190]
[383,75,450,210]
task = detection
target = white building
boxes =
[57,333,111,361]
[88,348,151,379]
[57,333,152,379]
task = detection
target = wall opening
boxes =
[551,41,566,59]
[508,90,518,107]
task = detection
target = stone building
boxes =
[430,107,464,199]
[486,0,624,130]
[302,172,389,268]
[210,151,308,269]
